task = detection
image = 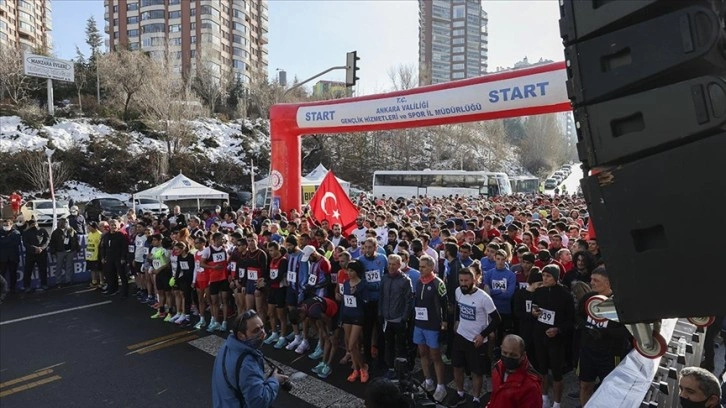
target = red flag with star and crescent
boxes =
[309,171,359,235]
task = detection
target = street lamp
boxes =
[45,148,58,231]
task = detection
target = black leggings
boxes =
[363,300,380,364]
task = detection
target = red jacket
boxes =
[487,357,542,408]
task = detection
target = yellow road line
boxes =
[126,331,195,351]
[0,375,62,398]
[0,369,53,389]
[135,334,199,355]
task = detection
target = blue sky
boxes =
[52,0,564,95]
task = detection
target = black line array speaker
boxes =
[560,0,726,323]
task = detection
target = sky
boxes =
[51,0,565,95]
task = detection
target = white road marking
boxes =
[0,301,113,326]
[190,335,364,408]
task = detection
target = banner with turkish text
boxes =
[309,171,359,235]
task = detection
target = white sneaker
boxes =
[295,339,309,354]
[423,379,435,393]
[433,385,447,402]
[542,396,551,408]
[286,335,302,351]
[169,313,182,323]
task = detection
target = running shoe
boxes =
[295,339,309,354]
[220,321,228,332]
[286,336,302,351]
[207,321,221,333]
[263,332,280,345]
[273,337,287,349]
[311,361,325,374]
[317,364,332,379]
[194,318,207,330]
[308,346,324,360]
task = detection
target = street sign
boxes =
[23,53,74,82]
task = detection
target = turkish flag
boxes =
[309,171,359,236]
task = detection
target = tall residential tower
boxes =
[0,0,52,52]
[418,0,488,85]
[104,0,268,84]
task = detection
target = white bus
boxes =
[372,170,512,199]
[510,176,540,194]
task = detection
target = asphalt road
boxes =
[2,287,723,408]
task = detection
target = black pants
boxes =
[104,259,128,296]
[383,320,408,370]
[0,260,19,291]
[24,253,48,289]
[363,300,380,364]
[702,316,724,371]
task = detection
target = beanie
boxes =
[542,264,560,281]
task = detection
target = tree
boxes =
[520,113,569,177]
[192,54,227,116]
[0,45,37,105]
[245,71,285,119]
[21,151,73,193]
[73,46,88,114]
[387,64,418,91]
[98,50,154,119]
[85,16,103,104]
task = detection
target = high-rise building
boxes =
[105,0,268,84]
[418,0,488,86]
[0,0,53,52]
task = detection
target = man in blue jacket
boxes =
[212,310,288,408]
[484,249,516,345]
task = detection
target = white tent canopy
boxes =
[134,173,228,209]
[304,164,351,192]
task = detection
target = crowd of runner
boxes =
[1,193,725,407]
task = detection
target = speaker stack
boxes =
[560,1,726,324]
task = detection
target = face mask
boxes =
[3,226,11,231]
[678,397,710,408]
[244,332,264,349]
[501,356,521,371]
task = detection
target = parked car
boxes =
[84,197,130,221]
[544,178,558,190]
[132,198,169,216]
[20,200,70,225]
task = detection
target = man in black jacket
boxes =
[0,218,22,293]
[21,219,50,292]
[100,219,128,296]
[49,218,81,287]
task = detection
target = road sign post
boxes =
[23,53,74,116]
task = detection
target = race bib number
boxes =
[492,279,507,291]
[537,307,556,326]
[344,295,357,308]
[212,252,225,263]
[85,251,93,260]
[525,300,532,312]
[180,261,190,270]
[287,271,297,283]
[238,268,246,279]
[519,282,528,289]
[195,261,201,272]
[128,245,134,253]
[64,238,70,245]
[365,270,381,283]
[152,260,161,269]
[439,250,445,259]
[229,262,237,272]
[331,273,337,284]
[339,283,344,295]
[415,307,429,321]
[459,303,476,321]
[308,273,317,286]
[248,268,259,281]
[270,269,278,279]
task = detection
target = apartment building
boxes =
[418,0,488,85]
[0,0,52,52]
[105,0,268,84]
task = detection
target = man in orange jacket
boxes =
[488,334,542,408]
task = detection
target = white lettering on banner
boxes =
[248,268,259,281]
[344,294,357,308]
[287,271,297,283]
[537,307,556,326]
[492,279,507,291]
[270,268,278,280]
[365,270,381,283]
[586,315,609,328]
[415,307,429,321]
[296,68,567,129]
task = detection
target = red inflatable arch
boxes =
[269,61,572,213]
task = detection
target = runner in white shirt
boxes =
[450,266,501,407]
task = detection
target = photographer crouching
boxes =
[212,310,289,408]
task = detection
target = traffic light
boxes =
[345,51,360,88]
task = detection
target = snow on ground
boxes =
[58,180,130,204]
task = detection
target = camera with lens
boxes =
[265,356,293,392]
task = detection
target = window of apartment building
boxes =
[127,29,139,37]
[453,54,464,62]
[201,19,219,32]
[113,31,119,39]
[127,2,138,11]
[232,34,246,45]
[113,5,118,13]
[452,37,464,45]
[18,21,34,33]
[233,47,248,59]
[233,22,246,32]
[18,0,32,10]
[169,37,181,45]
[129,42,140,50]
[18,10,33,22]
[169,0,181,5]
[467,14,479,25]
[168,24,181,33]
[142,36,164,47]
[190,49,196,58]
[127,16,139,24]
[200,5,220,18]
[173,51,182,59]
[452,29,464,36]
[453,20,464,28]
[467,5,480,15]
[191,35,196,44]
[169,10,181,19]
[452,72,465,79]
[233,8,246,19]
[453,46,464,53]
[453,5,465,19]
[432,5,450,19]
[452,63,465,70]
[233,59,245,69]
[141,23,165,34]
[190,8,196,16]
[141,0,164,7]
[190,22,196,30]
[142,10,165,20]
